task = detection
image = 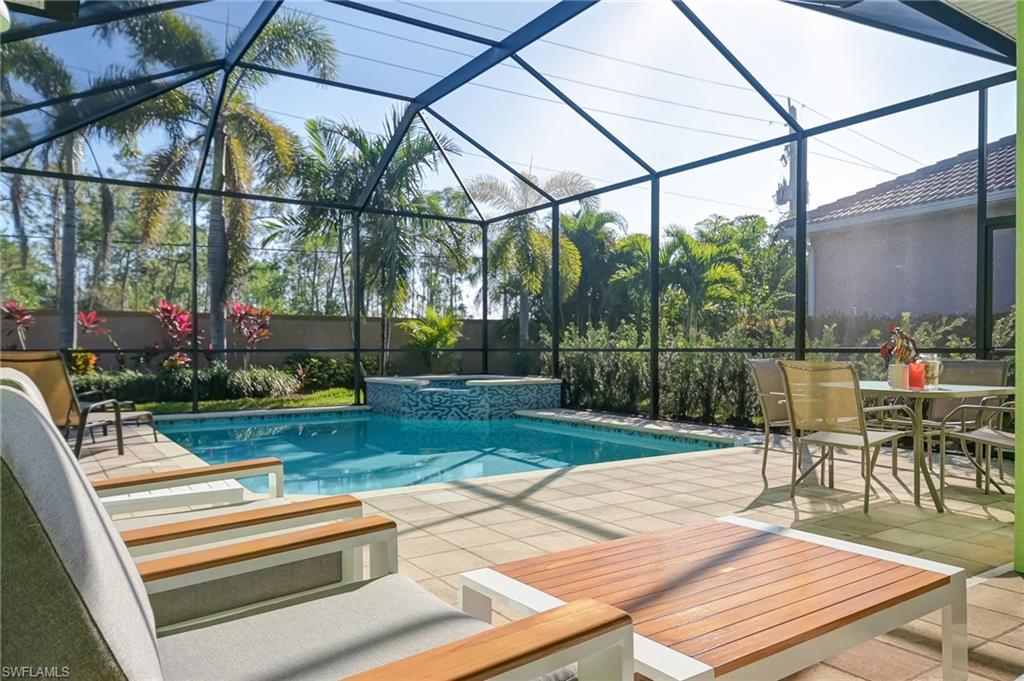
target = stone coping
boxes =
[465,378,561,386]
[155,404,371,422]
[515,409,760,446]
[364,375,561,387]
[363,377,430,386]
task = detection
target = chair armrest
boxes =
[92,457,286,498]
[343,599,633,681]
[863,404,917,428]
[122,494,363,557]
[139,515,397,593]
[80,398,121,417]
[76,389,103,401]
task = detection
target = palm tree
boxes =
[1,40,115,349]
[285,109,466,369]
[607,233,651,336]
[560,207,626,333]
[662,227,742,342]
[468,171,595,346]
[123,10,337,350]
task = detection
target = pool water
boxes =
[158,413,720,495]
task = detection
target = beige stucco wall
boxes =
[809,200,1015,320]
[15,311,509,373]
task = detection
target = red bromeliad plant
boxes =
[150,300,197,369]
[228,302,272,368]
[78,310,129,369]
[2,300,35,350]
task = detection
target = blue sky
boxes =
[25,0,1017,235]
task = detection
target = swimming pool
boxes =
[158,412,722,495]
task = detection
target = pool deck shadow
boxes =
[83,414,1022,681]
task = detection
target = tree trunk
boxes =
[57,143,78,350]
[88,184,115,308]
[49,185,61,297]
[518,286,530,347]
[207,121,228,352]
[9,174,28,268]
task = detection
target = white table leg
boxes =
[460,582,492,624]
[942,576,967,680]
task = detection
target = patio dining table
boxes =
[856,381,1014,513]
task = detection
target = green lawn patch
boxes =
[140,387,356,415]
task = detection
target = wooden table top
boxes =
[493,521,950,676]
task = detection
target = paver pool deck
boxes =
[79,409,1022,681]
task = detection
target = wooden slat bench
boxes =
[459,516,966,681]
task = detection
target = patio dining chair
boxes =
[777,360,916,512]
[746,358,790,474]
[0,350,156,458]
[938,401,1015,502]
[0,385,634,680]
[877,359,1008,473]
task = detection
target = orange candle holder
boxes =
[907,362,926,390]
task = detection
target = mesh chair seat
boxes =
[799,429,905,449]
[957,426,1013,450]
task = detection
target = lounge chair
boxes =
[746,357,790,474]
[2,366,366,559]
[0,385,634,680]
[777,360,917,512]
[0,350,156,457]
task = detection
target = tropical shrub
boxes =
[545,325,650,414]
[227,367,300,398]
[72,363,299,402]
[228,302,273,368]
[1,300,34,349]
[285,353,383,391]
[68,350,99,376]
[398,308,463,372]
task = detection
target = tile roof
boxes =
[808,134,1015,223]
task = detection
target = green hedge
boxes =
[284,353,381,390]
[72,362,299,402]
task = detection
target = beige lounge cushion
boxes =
[0,387,163,679]
[157,573,490,681]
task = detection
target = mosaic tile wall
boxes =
[366,379,561,420]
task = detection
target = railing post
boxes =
[795,136,808,360]
[976,88,989,358]
[551,204,561,383]
[650,176,661,418]
[481,220,489,374]
[353,212,363,405]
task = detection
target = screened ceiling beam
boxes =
[899,0,1016,64]
[191,1,282,190]
[418,112,485,221]
[2,60,224,118]
[3,0,210,42]
[801,69,1015,137]
[355,0,596,209]
[511,55,655,174]
[327,0,500,48]
[0,163,484,225]
[782,1,1015,65]
[0,63,221,160]
[426,107,555,202]
[671,0,803,133]
[485,65,1010,224]
[238,62,415,102]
